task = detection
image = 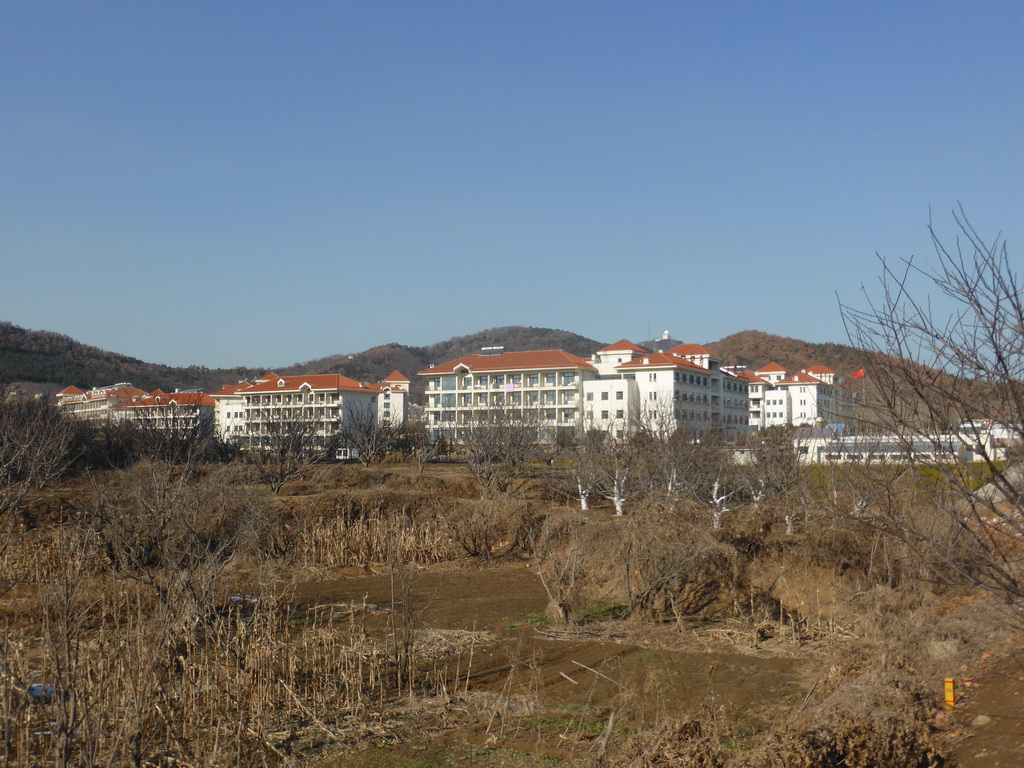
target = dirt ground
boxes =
[294,562,817,766]
[948,650,1024,768]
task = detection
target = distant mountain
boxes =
[281,326,605,382]
[0,322,259,395]
[704,330,870,376]
[0,322,604,397]
[2,321,875,400]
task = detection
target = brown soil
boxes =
[296,561,816,766]
[947,650,1024,767]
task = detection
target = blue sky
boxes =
[2,2,1022,369]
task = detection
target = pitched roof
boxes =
[667,343,719,357]
[384,370,410,382]
[615,352,707,372]
[776,372,825,386]
[757,362,788,374]
[244,374,377,394]
[57,386,84,396]
[85,386,146,402]
[804,365,837,376]
[731,369,769,384]
[419,349,596,375]
[599,339,648,354]
[116,391,215,409]
[210,382,252,397]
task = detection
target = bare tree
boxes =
[583,425,647,516]
[744,426,805,534]
[568,428,605,510]
[126,407,216,466]
[841,207,1024,616]
[0,397,81,525]
[676,430,739,528]
[401,419,447,475]
[244,411,338,494]
[458,409,539,498]
[0,397,81,598]
[336,401,402,466]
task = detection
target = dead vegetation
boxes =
[0,443,1015,766]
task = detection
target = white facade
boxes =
[727,363,855,431]
[55,383,147,422]
[210,371,408,447]
[419,339,750,441]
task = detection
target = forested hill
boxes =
[0,323,604,394]
[0,322,258,394]
[279,327,605,382]
[706,330,871,376]
[2,320,872,396]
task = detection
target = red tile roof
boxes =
[732,370,769,384]
[804,365,837,376]
[244,374,377,394]
[57,386,84,396]
[116,392,215,409]
[776,372,825,386]
[599,339,648,354]
[86,386,146,402]
[616,352,707,372]
[210,382,252,397]
[420,349,596,375]
[757,362,788,374]
[385,370,410,382]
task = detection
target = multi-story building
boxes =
[111,390,216,431]
[420,349,597,440]
[210,371,408,447]
[419,338,750,441]
[725,362,855,431]
[55,383,147,422]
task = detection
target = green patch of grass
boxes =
[500,612,548,631]
[538,716,605,737]
[472,748,560,764]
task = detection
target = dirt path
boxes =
[297,562,815,766]
[949,651,1024,767]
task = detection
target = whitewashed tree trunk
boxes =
[578,480,591,511]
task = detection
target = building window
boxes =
[586,392,593,401]
[616,390,623,400]
[544,373,556,386]
[601,410,609,420]
[528,374,539,386]
[601,392,609,401]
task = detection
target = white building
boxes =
[111,390,216,432]
[210,371,408,447]
[419,339,750,441]
[56,383,148,422]
[726,362,855,431]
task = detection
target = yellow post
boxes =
[944,678,956,707]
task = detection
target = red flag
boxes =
[852,369,865,379]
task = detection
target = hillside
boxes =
[282,326,604,382]
[0,323,604,395]
[2,321,877,398]
[705,330,872,377]
[0,322,259,394]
